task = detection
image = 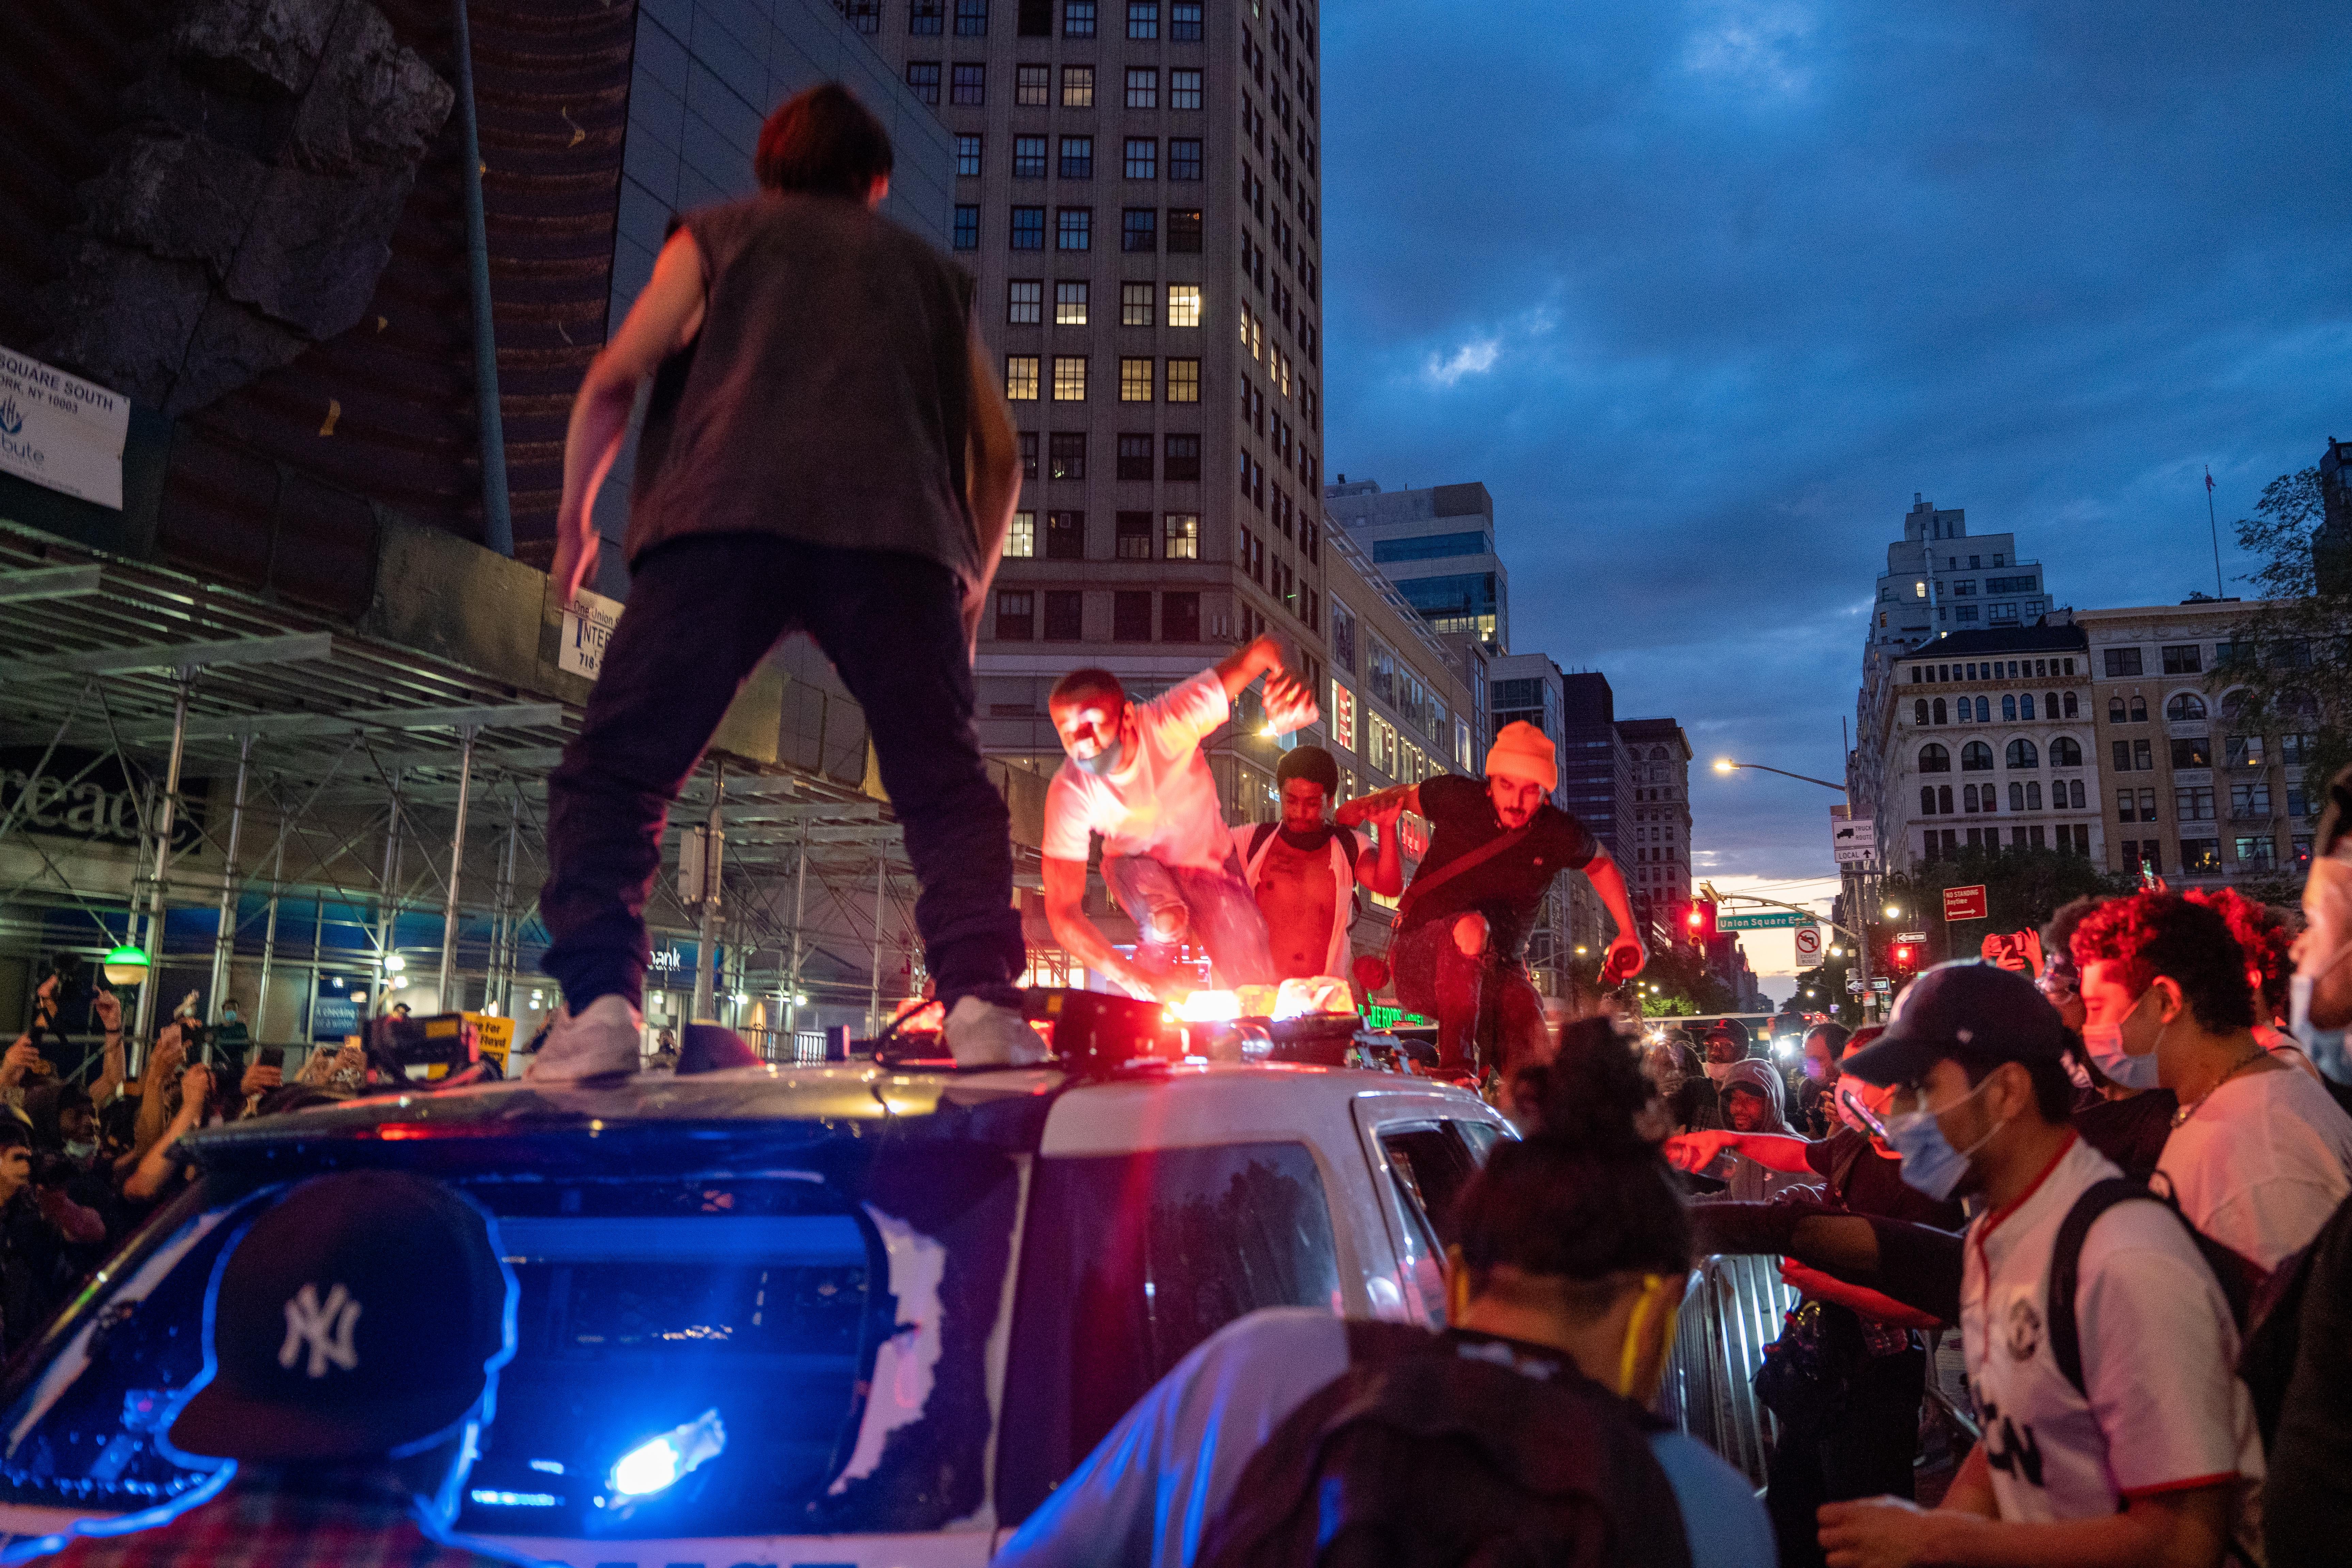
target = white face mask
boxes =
[1704,1061,1737,1086]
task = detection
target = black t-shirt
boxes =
[1804,1127,1965,1230]
[2071,1088,2179,1181]
[1397,774,1597,956]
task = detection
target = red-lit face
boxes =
[1280,779,1329,834]
[1051,693,1134,768]
[1487,772,1546,829]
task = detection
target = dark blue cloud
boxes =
[1320,0,2352,880]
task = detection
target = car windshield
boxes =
[0,1139,1021,1540]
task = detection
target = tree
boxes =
[1633,943,1738,1017]
[1886,847,2131,964]
[2227,466,2351,802]
[1792,952,1867,1026]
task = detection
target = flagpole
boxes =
[2205,467,2224,598]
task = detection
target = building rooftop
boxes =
[1899,624,2088,658]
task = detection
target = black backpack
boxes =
[2047,1177,2306,1444]
[1196,1321,1695,1568]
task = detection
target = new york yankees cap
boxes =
[169,1170,515,1462]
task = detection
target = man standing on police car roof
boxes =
[1338,721,1643,1077]
[1241,745,1404,984]
[1821,962,2260,1568]
[532,83,1036,1075]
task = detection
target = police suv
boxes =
[0,1026,1509,1566]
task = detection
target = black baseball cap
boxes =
[1840,961,2069,1087]
[168,1171,514,1462]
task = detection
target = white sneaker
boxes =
[527,993,643,1082]
[943,996,1047,1068]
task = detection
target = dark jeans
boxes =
[1101,851,1274,989]
[1390,915,1550,1078]
[1765,1345,1925,1568]
[540,534,1026,1018]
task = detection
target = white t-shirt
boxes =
[2158,1059,2352,1272]
[1961,1134,2261,1529]
[1043,670,1236,873]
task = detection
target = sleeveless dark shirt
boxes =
[626,192,980,581]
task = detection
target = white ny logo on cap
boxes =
[279,1283,362,1378]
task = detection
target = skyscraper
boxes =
[1868,494,2052,654]
[1323,476,1508,649]
[867,0,1331,816]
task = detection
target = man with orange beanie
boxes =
[1338,720,1644,1079]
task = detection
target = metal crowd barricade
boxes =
[1652,1252,1800,1489]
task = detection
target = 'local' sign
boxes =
[0,348,129,509]
[1943,884,1990,922]
[558,587,623,680]
[1830,808,1876,866]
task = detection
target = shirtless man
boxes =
[1241,746,1404,982]
[1043,637,1317,1000]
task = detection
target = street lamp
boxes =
[1712,759,1848,796]
[1884,903,1902,920]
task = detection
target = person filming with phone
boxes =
[1337,721,1644,1080]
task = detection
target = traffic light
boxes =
[1892,943,1914,969]
[1687,900,1717,943]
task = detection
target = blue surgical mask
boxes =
[2292,970,2349,1086]
[2081,988,2166,1092]
[1071,736,1128,778]
[1883,1078,2008,1201]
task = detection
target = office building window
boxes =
[1165,357,1199,402]
[2176,785,2217,821]
[1127,1,1158,38]
[1006,510,1035,556]
[955,0,989,32]
[2180,838,2221,874]
[1018,431,1037,477]
[1048,431,1087,480]
[1062,63,1095,106]
[1005,355,1040,399]
[1125,137,1157,179]
[1012,135,1047,179]
[2171,736,2212,769]
[1123,208,1158,251]
[1113,589,1154,640]
[1045,510,1085,560]
[1051,356,1087,399]
[1169,137,1202,179]
[994,590,1034,640]
[952,205,979,249]
[911,0,944,33]
[956,134,984,176]
[1015,63,1051,105]
[1010,205,1045,248]
[1008,278,1042,323]
[1115,511,1154,560]
[1170,67,1203,108]
[2236,835,2278,871]
[1043,589,1084,640]
[905,60,942,102]
[2162,643,2203,674]
[1055,136,1092,179]
[1122,281,1155,325]
[1056,207,1092,249]
[1167,207,1202,251]
[1169,0,1200,38]
[2104,647,2144,677]
[1117,433,1154,480]
[1162,589,1200,642]
[952,62,986,103]
[1119,357,1154,401]
[1126,67,1158,108]
[1018,0,1051,30]
[1063,0,1095,36]
[842,0,880,32]
[1054,279,1088,324]
[1166,283,1202,326]
[1164,434,1201,481]
[1164,512,1199,559]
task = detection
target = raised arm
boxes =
[1353,793,1407,898]
[1211,634,1318,734]
[1335,782,1417,830]
[550,227,709,603]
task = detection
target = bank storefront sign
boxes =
[0,347,128,509]
[0,748,205,853]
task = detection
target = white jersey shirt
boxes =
[2158,1057,2352,1273]
[1961,1133,2262,1529]
[1044,670,1236,874]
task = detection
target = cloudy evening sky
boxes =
[1318,1,2351,980]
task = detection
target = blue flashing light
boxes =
[608,1408,727,1500]
[470,1490,561,1508]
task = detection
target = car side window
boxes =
[1379,1124,1479,1248]
[998,1141,1342,1525]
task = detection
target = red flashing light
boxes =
[1894,945,1912,965]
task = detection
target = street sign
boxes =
[1793,927,1822,958]
[1898,930,1928,944]
[1831,809,1876,866]
[1846,978,1865,993]
[1943,884,1989,922]
[1719,909,1815,930]
[1870,977,1893,991]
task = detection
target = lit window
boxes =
[1166,283,1201,326]
[1051,356,1087,400]
[1166,207,1202,252]
[1007,278,1042,324]
[1006,511,1036,557]
[1062,64,1095,107]
[1164,357,1199,402]
[1015,63,1050,105]
[1120,357,1154,401]
[1122,282,1155,325]
[1055,279,1088,325]
[1126,67,1158,108]
[1164,512,1199,559]
[1170,67,1203,109]
[1006,355,1040,400]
